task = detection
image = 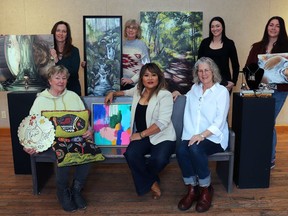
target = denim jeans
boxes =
[271,90,288,161]
[56,163,92,189]
[124,138,176,196]
[176,139,224,187]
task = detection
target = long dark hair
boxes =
[51,21,73,57]
[208,16,228,42]
[257,16,288,53]
[137,63,166,101]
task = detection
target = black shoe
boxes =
[57,188,77,212]
[72,180,87,210]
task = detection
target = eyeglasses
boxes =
[127,26,138,30]
[197,69,211,74]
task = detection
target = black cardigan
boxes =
[198,38,240,85]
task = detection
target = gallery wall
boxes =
[1,0,288,128]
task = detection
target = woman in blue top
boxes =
[50,21,81,96]
[198,17,239,92]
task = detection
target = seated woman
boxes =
[23,65,94,212]
[173,57,230,213]
[105,63,176,199]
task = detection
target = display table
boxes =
[232,93,275,188]
[7,91,38,174]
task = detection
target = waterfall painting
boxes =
[83,16,122,96]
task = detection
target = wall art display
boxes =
[83,16,122,96]
[92,102,131,146]
[0,34,54,91]
[258,53,288,84]
[140,11,203,94]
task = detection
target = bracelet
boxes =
[139,132,144,139]
[200,134,205,139]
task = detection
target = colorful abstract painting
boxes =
[92,103,131,146]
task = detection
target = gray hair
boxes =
[192,57,222,84]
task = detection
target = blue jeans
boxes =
[271,90,288,161]
[177,139,224,187]
[124,138,176,196]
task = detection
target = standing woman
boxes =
[245,16,288,169]
[121,19,150,90]
[198,16,240,92]
[105,63,176,199]
[50,21,81,96]
[173,57,229,213]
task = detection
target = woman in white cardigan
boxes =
[105,63,176,200]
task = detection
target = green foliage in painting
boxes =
[140,12,203,94]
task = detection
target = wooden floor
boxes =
[0,130,288,216]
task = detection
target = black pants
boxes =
[56,163,91,189]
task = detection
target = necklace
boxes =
[246,66,260,81]
[58,52,63,60]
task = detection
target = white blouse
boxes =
[182,82,230,150]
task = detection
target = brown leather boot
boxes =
[195,185,214,213]
[151,181,161,200]
[178,185,200,211]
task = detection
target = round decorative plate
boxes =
[18,114,55,152]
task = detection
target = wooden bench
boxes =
[30,95,235,194]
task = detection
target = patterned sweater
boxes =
[122,39,150,84]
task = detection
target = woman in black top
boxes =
[198,16,240,92]
[50,21,81,96]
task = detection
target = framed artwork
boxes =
[83,16,122,96]
[0,34,54,91]
[258,53,288,84]
[140,11,203,94]
[91,102,131,146]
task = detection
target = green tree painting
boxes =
[140,11,202,94]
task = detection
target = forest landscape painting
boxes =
[140,11,203,94]
[92,103,131,146]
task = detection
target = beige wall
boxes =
[1,0,288,128]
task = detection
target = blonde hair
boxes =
[124,19,142,39]
[45,65,70,88]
